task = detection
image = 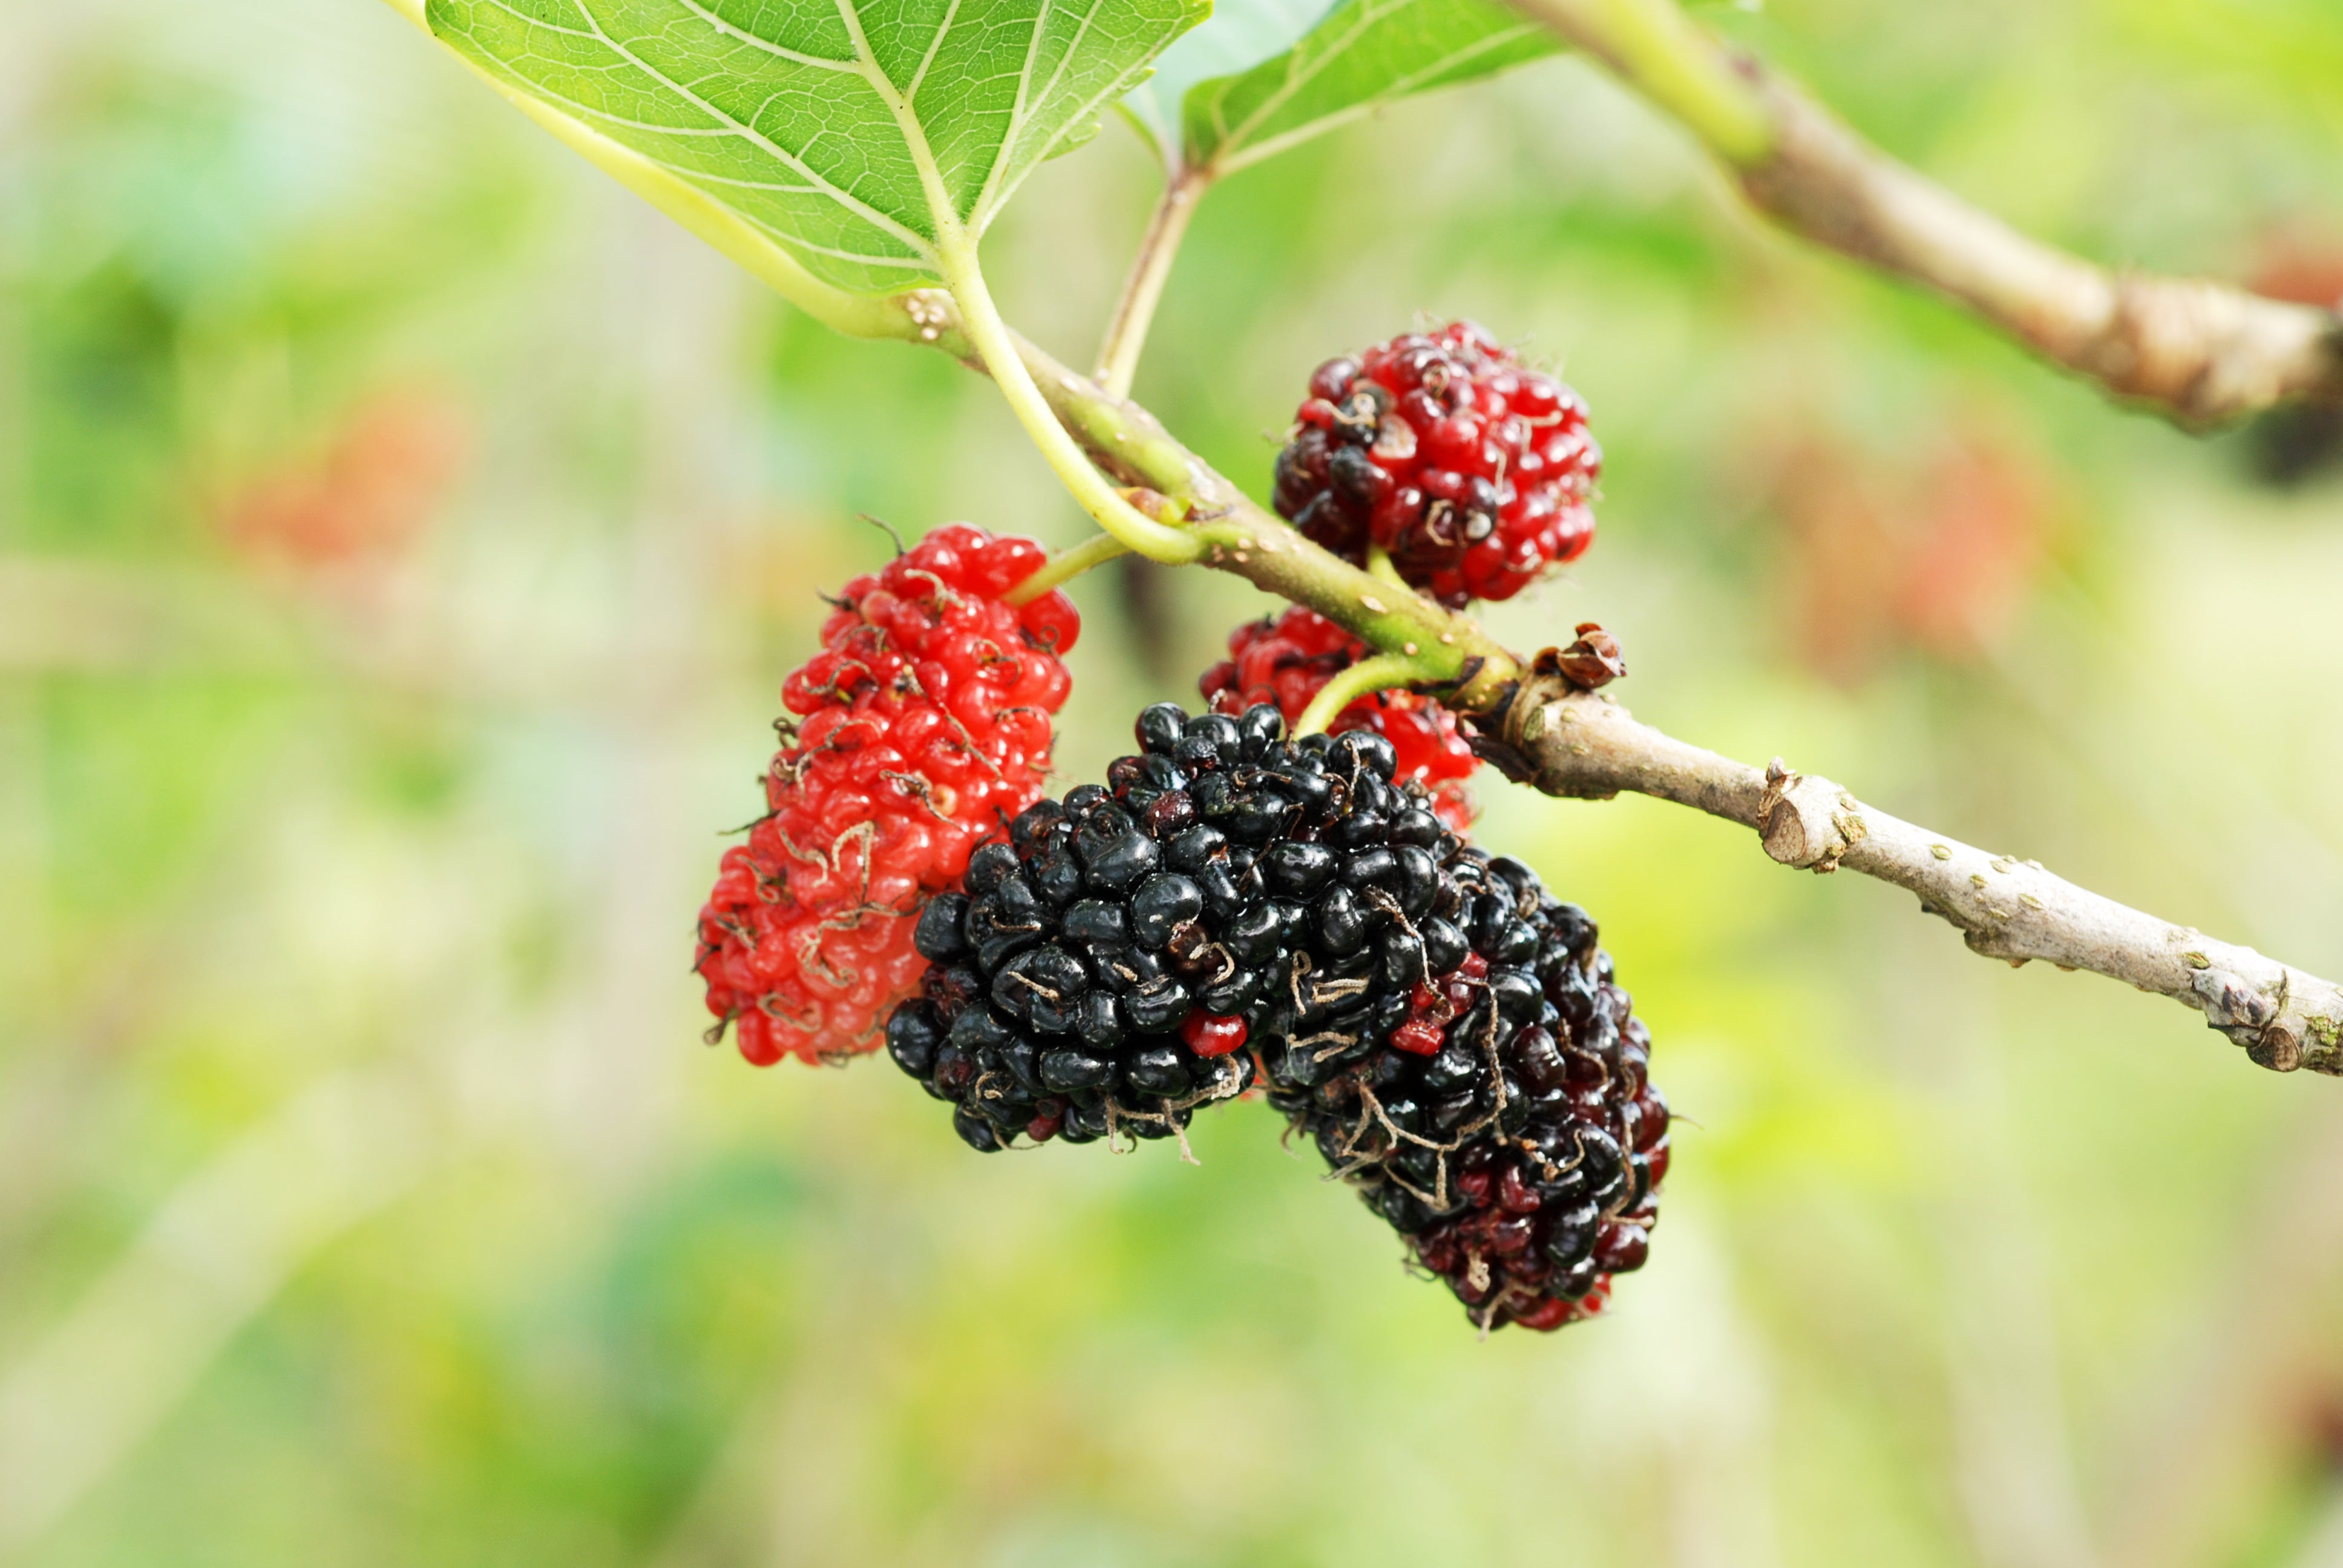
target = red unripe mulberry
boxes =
[695,525,1078,1065]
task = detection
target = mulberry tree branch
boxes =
[1502,0,2343,426]
[1479,679,2343,1075]
[940,310,2343,1077]
[373,0,2343,1074]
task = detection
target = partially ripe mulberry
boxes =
[1199,605,1478,831]
[695,525,1080,1066]
[1274,321,1598,606]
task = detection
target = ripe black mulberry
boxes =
[883,701,1664,1331]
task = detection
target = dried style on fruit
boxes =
[695,526,1080,1065]
[1274,321,1600,607]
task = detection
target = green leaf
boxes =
[425,0,1209,294]
[1122,0,1336,160]
[1181,0,1555,174]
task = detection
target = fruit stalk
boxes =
[1004,532,1131,606]
[1291,653,1430,737]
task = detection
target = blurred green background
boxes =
[5,1,2343,1564]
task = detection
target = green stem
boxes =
[1005,532,1130,605]
[903,312,1521,710]
[937,232,1202,564]
[1094,166,1210,399]
[1506,0,1772,165]
[1294,652,1431,736]
[1365,544,1409,593]
[385,0,1503,708]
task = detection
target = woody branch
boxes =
[1480,679,2343,1075]
[917,299,2343,1076]
[1502,0,2343,426]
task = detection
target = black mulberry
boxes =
[882,701,1666,1331]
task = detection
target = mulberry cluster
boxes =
[1273,320,1599,606]
[695,526,1080,1066]
[885,701,1663,1330]
[1199,605,1478,832]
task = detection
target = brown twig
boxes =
[1478,677,2343,1075]
[1502,0,2343,426]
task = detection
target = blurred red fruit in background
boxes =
[214,391,467,570]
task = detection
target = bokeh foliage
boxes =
[4,1,2343,1565]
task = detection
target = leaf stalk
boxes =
[1094,166,1211,398]
[937,232,1205,564]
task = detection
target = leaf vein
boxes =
[568,0,936,254]
[670,0,860,72]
